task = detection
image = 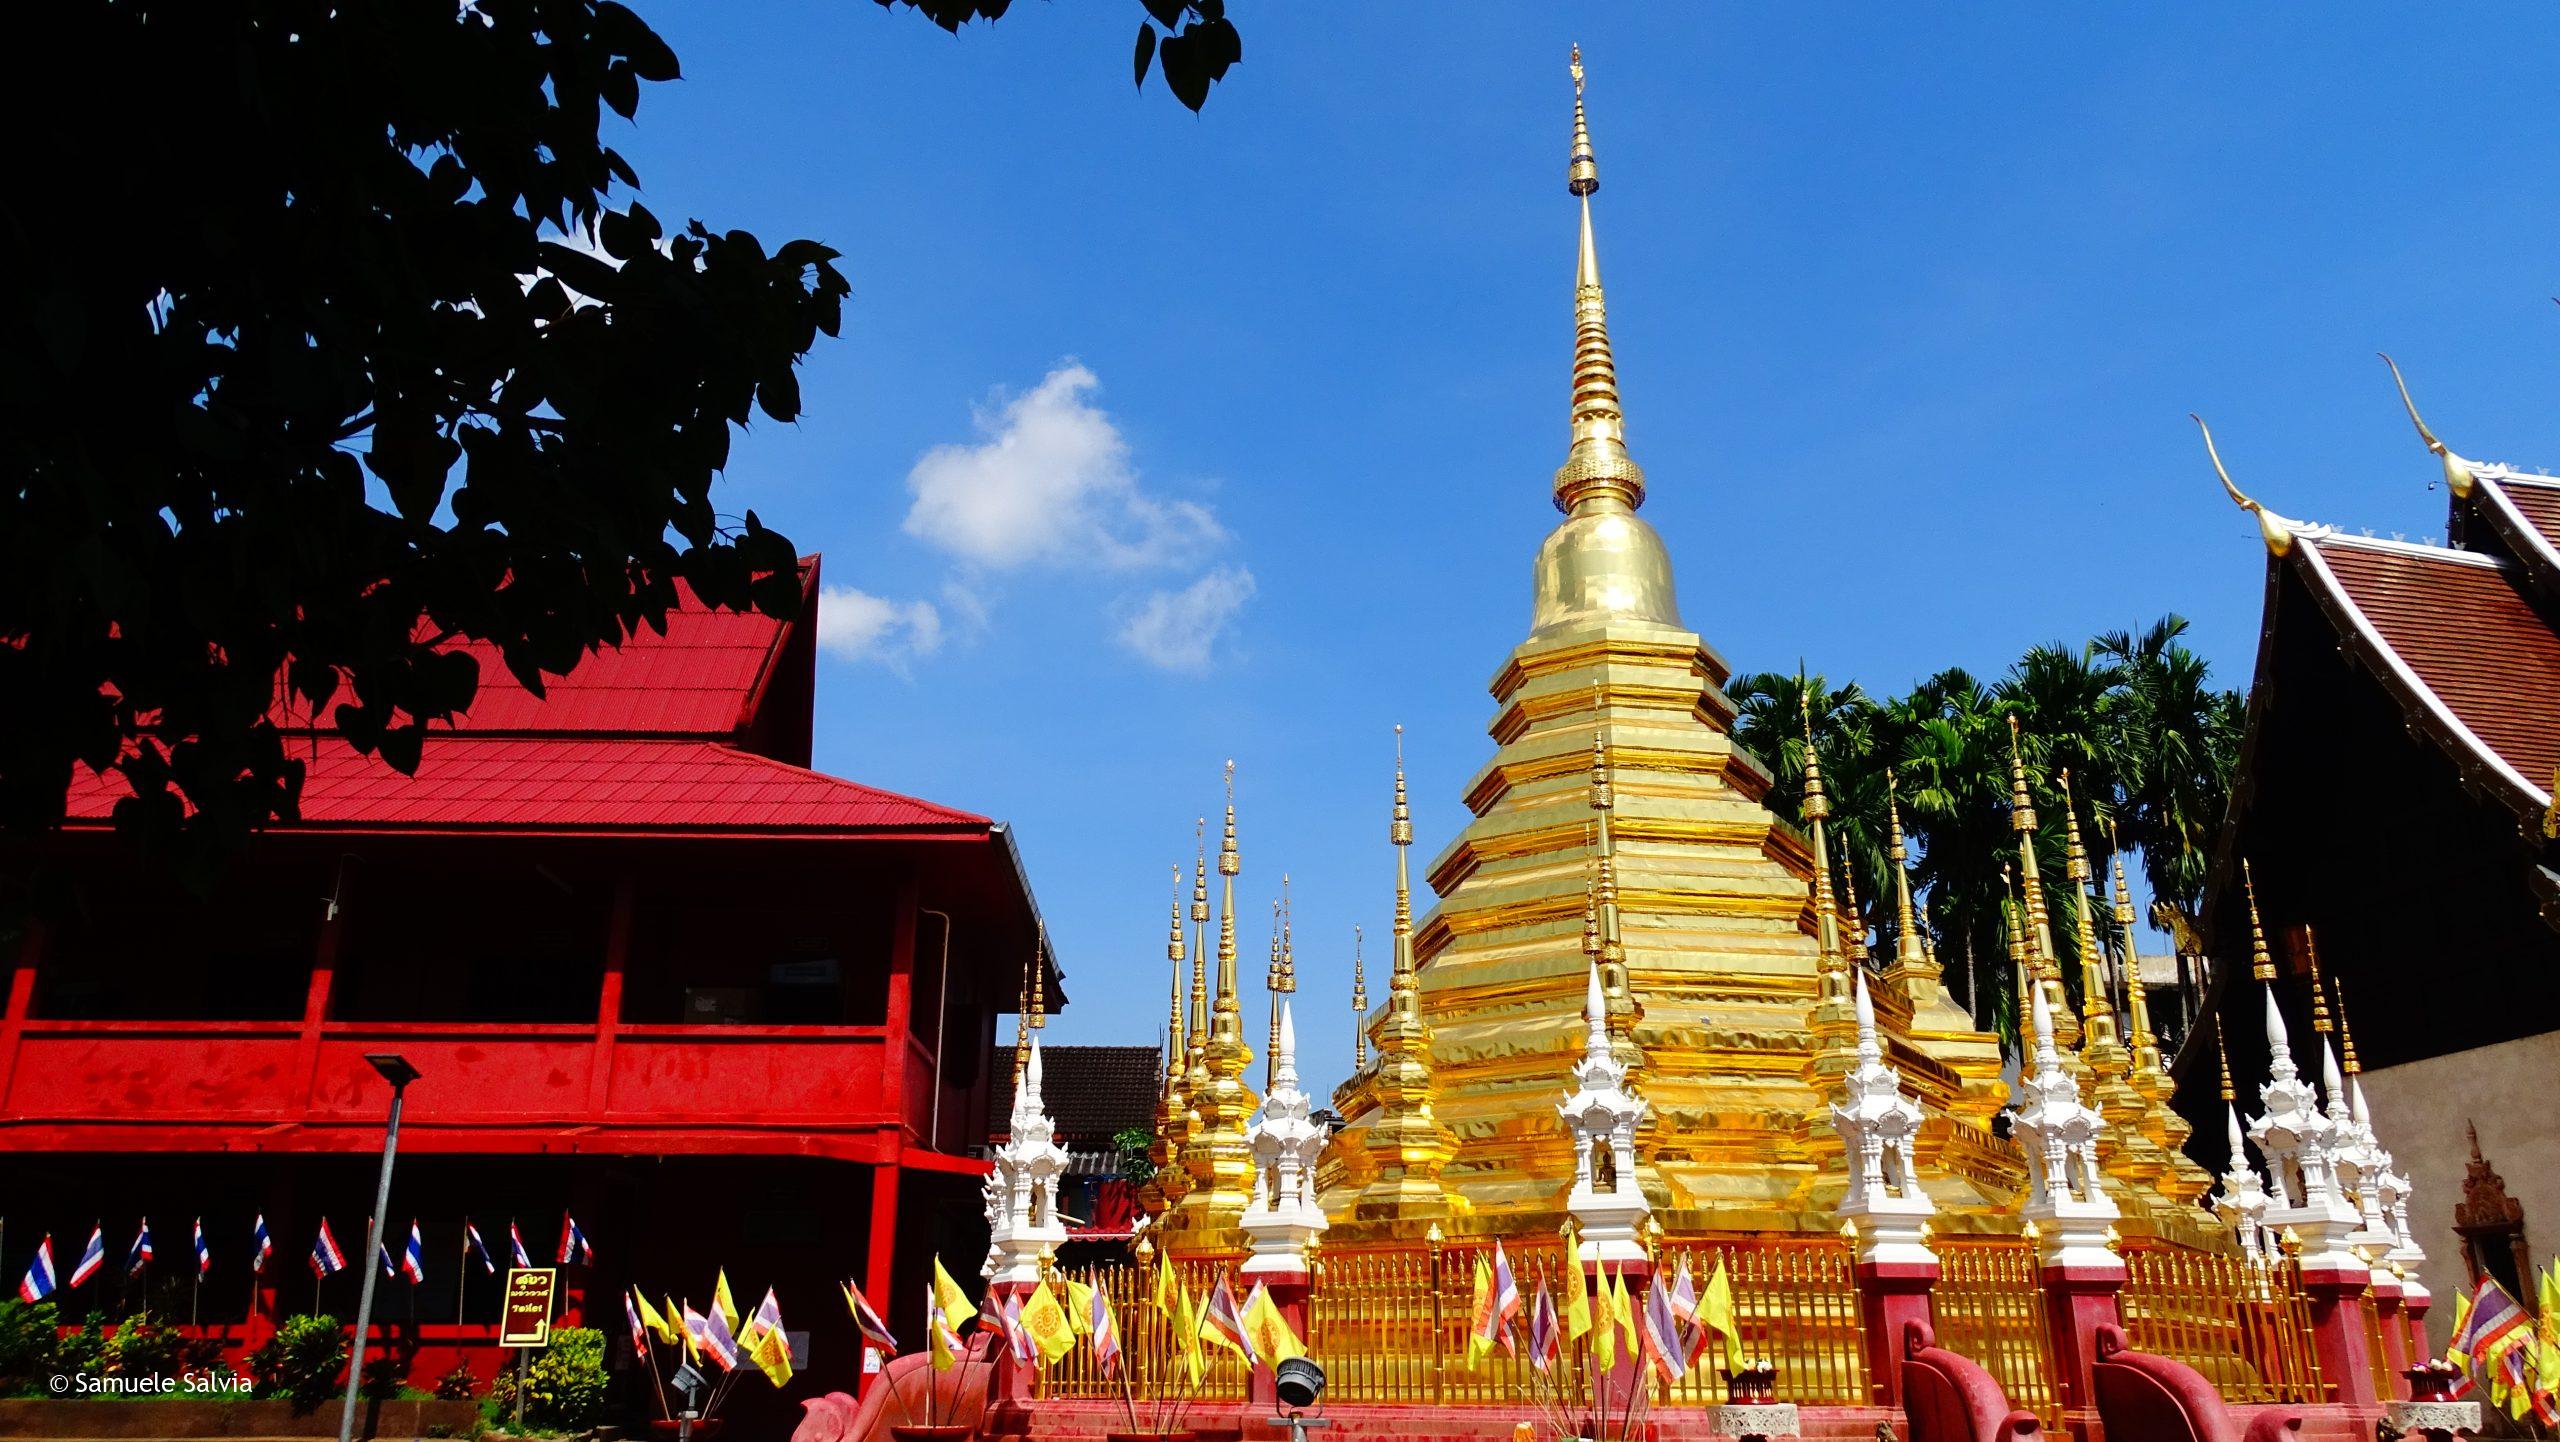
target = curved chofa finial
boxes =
[1555,45,1644,514]
[2381,353,2478,497]
[2192,414,2298,556]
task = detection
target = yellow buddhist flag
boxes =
[929,1303,960,1373]
[1021,1281,1078,1365]
[635,1290,679,1346]
[1242,1282,1307,1364]
[2448,1289,2475,1373]
[712,1269,742,1334]
[1562,1232,1592,1341]
[1154,1251,1180,1313]
[1608,1263,1637,1357]
[932,1256,978,1332]
[665,1295,694,1356]
[1591,1262,1617,1370]
[750,1324,795,1387]
[1467,1256,1497,1363]
[1176,1278,1206,1383]
[1698,1258,1744,1372]
[1065,1278,1097,1336]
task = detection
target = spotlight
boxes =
[1275,1356,1326,1411]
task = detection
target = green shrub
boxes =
[487,1327,608,1433]
[360,1347,408,1400]
[432,1362,479,1401]
[103,1313,186,1380]
[248,1314,347,1409]
[50,1318,106,1381]
[0,1300,58,1396]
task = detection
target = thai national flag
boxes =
[507,1221,532,1269]
[193,1219,211,1277]
[310,1219,346,1279]
[400,1221,426,1284]
[378,1243,398,1280]
[250,1215,274,1276]
[556,1212,594,1267]
[67,1225,106,1288]
[17,1237,56,1302]
[464,1221,494,1275]
[127,1219,154,1278]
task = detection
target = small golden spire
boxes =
[1187,819,1210,1078]
[1582,843,1603,962]
[1014,921,1045,1083]
[2243,859,2276,982]
[2060,769,2114,1047]
[2381,353,2479,497]
[1350,924,1369,1070]
[1213,760,1242,1040]
[2111,840,2161,1072]
[1588,683,1613,812]
[2005,715,2057,977]
[1554,43,1645,514]
[2003,862,2037,1053]
[1166,870,1187,1078]
[2217,1029,2236,1106]
[2193,414,2297,556]
[1838,849,1870,969]
[1280,874,1295,995]
[2304,926,2333,1035]
[1391,727,1413,982]
[1887,770,1926,971]
[2336,977,2360,1076]
[1802,697,1842,972]
[1266,895,1285,1063]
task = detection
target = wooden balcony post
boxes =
[0,924,43,1112]
[587,877,636,1114]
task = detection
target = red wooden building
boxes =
[0,559,1055,1405]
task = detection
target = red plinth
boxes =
[980,1279,1036,1440]
[2298,1264,2382,1408]
[2040,1261,2126,1440]
[1854,1259,1938,1407]
[2403,1292,2433,1371]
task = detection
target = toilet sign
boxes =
[500,1268,557,1348]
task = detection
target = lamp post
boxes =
[338,1054,420,1442]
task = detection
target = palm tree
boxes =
[2096,616,2244,942]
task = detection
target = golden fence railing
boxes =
[2358,1292,2397,1405]
[1307,1239,1566,1404]
[2119,1245,2328,1405]
[1044,1256,1248,1405]
[1660,1238,1874,1407]
[1932,1239,2061,1424]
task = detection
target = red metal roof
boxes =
[430,601,793,737]
[2306,534,2560,804]
[2491,476,2560,552]
[61,736,985,833]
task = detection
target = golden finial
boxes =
[1213,761,1241,1035]
[2381,353,2478,497]
[2110,836,2160,1068]
[2060,770,2116,1048]
[1280,874,1295,993]
[2336,977,2360,1076]
[2217,1029,2235,1105]
[2243,858,2276,982]
[1582,844,1603,961]
[1838,850,1869,968]
[1390,726,1416,988]
[1588,685,1613,812]
[2005,714,2056,976]
[1030,919,1046,1032]
[1350,925,1368,1069]
[1801,694,1843,974]
[1266,895,1285,1058]
[2193,414,2297,556]
[2005,715,2035,835]
[2003,862,2036,1052]
[1887,769,1925,971]
[1188,819,1209,1067]
[2303,926,2332,1035]
[1166,869,1186,1080]
[1555,44,1644,513]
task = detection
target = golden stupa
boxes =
[1316,47,2024,1241]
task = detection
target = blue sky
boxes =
[622,2,2560,1089]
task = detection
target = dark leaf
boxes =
[1133,21,1157,90]
[1141,0,1188,27]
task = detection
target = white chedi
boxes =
[2212,1097,2275,1265]
[2246,989,2363,1272]
[1559,960,1649,1264]
[1242,1000,1328,1276]
[2012,984,2119,1270]
[984,1038,1071,1285]
[1830,970,1935,1267]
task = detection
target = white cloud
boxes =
[902,363,1223,571]
[1116,567,1256,671]
[816,584,944,670]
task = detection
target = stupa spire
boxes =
[2243,860,2276,982]
[2007,717,2075,1050]
[1887,771,1926,971]
[1351,723,1457,1219]
[2060,771,2119,1053]
[1187,820,1210,1089]
[1350,925,1368,1070]
[1555,44,1645,514]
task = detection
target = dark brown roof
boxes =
[989,1044,1163,1146]
[2301,533,2560,818]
